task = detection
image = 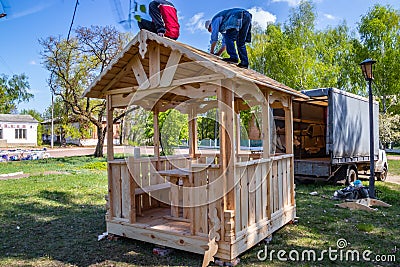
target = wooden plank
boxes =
[273,161,279,213]
[261,161,268,220]
[132,55,149,89]
[129,168,136,223]
[132,160,142,216]
[278,159,283,210]
[193,168,208,234]
[262,91,270,158]
[100,54,139,96]
[282,158,288,207]
[234,167,242,234]
[248,165,256,226]
[121,165,130,219]
[153,109,160,166]
[170,177,180,217]
[149,44,160,88]
[111,164,122,218]
[188,106,198,159]
[255,163,262,222]
[240,168,248,230]
[106,221,208,255]
[107,162,114,218]
[160,50,182,87]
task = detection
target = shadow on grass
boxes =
[0,189,202,267]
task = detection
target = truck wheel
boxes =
[346,168,358,185]
[377,166,388,182]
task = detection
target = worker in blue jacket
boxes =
[205,8,252,68]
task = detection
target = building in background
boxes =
[0,114,39,147]
[41,118,121,146]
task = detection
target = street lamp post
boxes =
[359,58,377,198]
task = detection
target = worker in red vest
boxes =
[138,0,180,40]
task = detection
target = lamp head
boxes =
[360,58,376,81]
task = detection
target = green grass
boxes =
[0,158,399,266]
[388,159,400,176]
[0,156,107,175]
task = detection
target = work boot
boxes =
[222,58,239,64]
[237,63,248,69]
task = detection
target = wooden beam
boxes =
[100,55,139,96]
[153,106,160,169]
[188,105,198,159]
[111,93,133,108]
[160,50,182,87]
[105,86,136,96]
[284,97,293,154]
[218,79,235,212]
[149,45,160,88]
[106,95,114,161]
[262,91,271,158]
[132,55,150,89]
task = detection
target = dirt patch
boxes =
[0,171,70,181]
[386,173,400,185]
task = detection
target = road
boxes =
[46,146,125,158]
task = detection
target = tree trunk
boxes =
[94,125,105,157]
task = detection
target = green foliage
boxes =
[197,108,218,141]
[159,109,188,155]
[0,74,33,113]
[379,113,400,147]
[358,4,400,113]
[123,108,153,146]
[248,0,360,92]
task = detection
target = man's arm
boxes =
[209,17,222,54]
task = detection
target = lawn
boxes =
[0,156,399,266]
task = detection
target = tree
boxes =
[357,5,400,113]
[379,113,400,147]
[0,74,33,114]
[248,0,359,92]
[40,26,129,157]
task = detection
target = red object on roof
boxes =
[159,4,179,39]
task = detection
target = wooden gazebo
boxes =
[83,30,306,266]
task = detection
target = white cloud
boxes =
[271,0,302,7]
[323,13,337,20]
[29,60,37,65]
[186,12,207,33]
[247,7,276,29]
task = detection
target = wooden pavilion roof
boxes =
[83,30,307,109]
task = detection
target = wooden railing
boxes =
[106,153,294,241]
[233,154,294,235]
[107,155,190,223]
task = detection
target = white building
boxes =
[0,114,38,147]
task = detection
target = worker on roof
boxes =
[138,0,180,40]
[205,8,252,69]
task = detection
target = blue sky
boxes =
[0,0,399,114]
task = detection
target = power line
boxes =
[67,0,79,41]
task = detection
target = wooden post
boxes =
[149,44,160,88]
[106,95,115,219]
[262,91,271,219]
[106,95,114,161]
[218,80,235,211]
[153,106,160,169]
[234,100,241,157]
[189,105,198,159]
[284,97,295,205]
